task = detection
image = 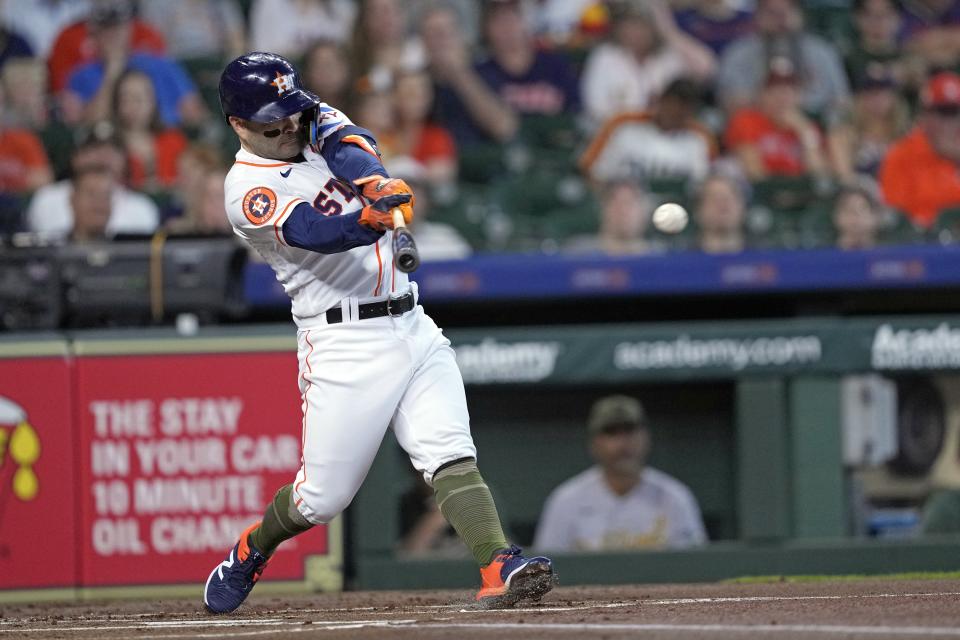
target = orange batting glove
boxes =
[354,175,415,224]
[358,193,413,231]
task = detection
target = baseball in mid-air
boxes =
[652,203,689,234]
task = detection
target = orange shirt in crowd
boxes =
[724,108,808,176]
[48,20,166,92]
[126,129,189,190]
[0,129,52,192]
[411,124,456,165]
[880,127,960,228]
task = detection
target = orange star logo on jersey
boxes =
[271,71,296,96]
[242,186,278,225]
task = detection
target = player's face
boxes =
[590,425,649,477]
[233,114,306,160]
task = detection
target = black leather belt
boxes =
[325,292,416,324]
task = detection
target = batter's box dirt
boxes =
[2,579,960,639]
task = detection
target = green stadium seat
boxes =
[751,176,820,213]
[40,123,77,181]
[458,144,509,183]
[932,207,960,244]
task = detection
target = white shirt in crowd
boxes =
[581,43,687,126]
[533,466,707,552]
[25,180,159,238]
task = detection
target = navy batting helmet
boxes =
[219,52,319,123]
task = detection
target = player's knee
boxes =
[294,485,355,524]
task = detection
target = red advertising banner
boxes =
[74,351,333,587]
[0,356,77,589]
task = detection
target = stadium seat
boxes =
[932,207,960,244]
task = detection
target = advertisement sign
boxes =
[73,351,333,587]
[0,356,77,589]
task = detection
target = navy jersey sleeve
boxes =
[282,202,383,254]
[319,124,388,184]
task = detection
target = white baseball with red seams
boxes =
[224,106,476,524]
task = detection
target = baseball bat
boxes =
[391,207,420,273]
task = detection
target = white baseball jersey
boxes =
[223,107,476,525]
[224,129,409,326]
[533,466,707,551]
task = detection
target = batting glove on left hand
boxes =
[354,175,415,224]
[358,193,413,231]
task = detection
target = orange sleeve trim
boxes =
[579,112,650,174]
[274,198,305,245]
[343,134,380,159]
[234,160,292,168]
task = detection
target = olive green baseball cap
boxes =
[588,395,647,435]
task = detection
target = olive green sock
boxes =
[432,459,509,567]
[249,484,314,557]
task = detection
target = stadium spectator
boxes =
[900,0,960,72]
[879,71,960,227]
[351,0,425,94]
[58,3,206,128]
[0,81,53,194]
[249,0,357,58]
[302,41,353,111]
[724,57,831,181]
[26,123,158,238]
[0,0,89,59]
[47,0,165,94]
[716,0,851,128]
[578,78,715,183]
[839,67,911,179]
[111,69,188,191]
[476,0,581,117]
[384,70,458,188]
[581,0,716,125]
[165,143,224,226]
[673,0,754,55]
[566,180,658,255]
[420,2,519,146]
[694,172,748,253]
[832,184,883,250]
[846,0,923,94]
[0,25,33,71]
[167,166,232,235]
[533,395,707,552]
[533,0,607,47]
[68,165,115,242]
[139,0,246,62]
[1,58,51,131]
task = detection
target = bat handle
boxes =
[392,207,407,230]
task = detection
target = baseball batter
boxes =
[203,53,554,613]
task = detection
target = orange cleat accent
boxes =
[474,546,555,608]
[236,520,261,562]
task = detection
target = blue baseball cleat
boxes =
[204,521,270,614]
[475,545,556,608]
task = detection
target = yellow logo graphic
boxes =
[0,397,40,501]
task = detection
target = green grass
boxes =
[725,571,960,584]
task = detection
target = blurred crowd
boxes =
[3,0,960,257]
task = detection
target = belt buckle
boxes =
[387,292,409,317]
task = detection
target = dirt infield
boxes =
[2,579,960,639]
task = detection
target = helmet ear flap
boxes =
[302,106,319,150]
